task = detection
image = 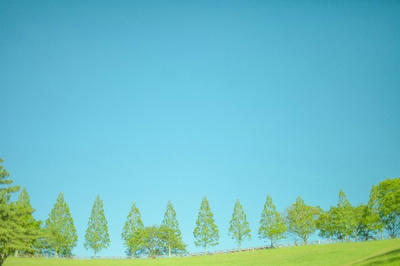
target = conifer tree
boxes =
[161,201,186,256]
[193,196,219,254]
[14,188,41,255]
[84,195,110,257]
[229,199,251,250]
[258,195,286,247]
[0,159,35,265]
[121,202,145,257]
[45,192,78,257]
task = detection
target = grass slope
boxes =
[4,239,400,266]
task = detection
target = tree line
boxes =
[1,158,399,264]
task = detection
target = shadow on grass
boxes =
[355,248,400,265]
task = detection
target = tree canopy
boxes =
[259,195,286,247]
[84,195,110,257]
[161,201,186,256]
[286,196,319,245]
[0,159,40,265]
[121,202,145,257]
[193,196,219,254]
[369,178,400,238]
[229,199,251,250]
[44,192,78,257]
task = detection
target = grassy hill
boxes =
[4,238,400,266]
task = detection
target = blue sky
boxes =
[1,0,399,256]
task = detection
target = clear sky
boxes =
[1,0,399,256]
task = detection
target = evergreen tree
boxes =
[84,195,110,257]
[121,202,145,257]
[286,196,320,245]
[258,195,286,247]
[45,192,78,257]
[0,159,36,265]
[14,188,41,255]
[193,196,219,254]
[229,199,251,250]
[161,201,186,256]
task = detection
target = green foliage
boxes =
[316,210,334,240]
[0,159,39,265]
[84,195,110,256]
[193,197,219,254]
[369,177,400,238]
[286,196,320,244]
[44,192,78,257]
[14,188,41,255]
[258,195,286,247]
[121,202,145,257]
[141,226,164,257]
[354,204,383,241]
[329,190,357,241]
[228,199,251,250]
[161,201,186,256]
[5,238,400,266]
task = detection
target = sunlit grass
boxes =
[4,238,400,266]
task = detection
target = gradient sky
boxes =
[1,0,399,256]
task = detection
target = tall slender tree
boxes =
[258,195,286,247]
[330,190,357,241]
[161,201,186,256]
[0,159,38,265]
[229,199,251,250]
[84,195,110,257]
[14,188,41,255]
[286,196,320,245]
[193,196,219,255]
[45,192,78,257]
[121,202,145,257]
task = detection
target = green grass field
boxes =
[4,239,400,266]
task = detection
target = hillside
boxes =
[4,238,400,266]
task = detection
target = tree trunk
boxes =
[238,241,241,251]
[204,246,207,255]
[168,245,171,257]
[270,239,273,248]
[94,251,96,259]
[0,254,6,266]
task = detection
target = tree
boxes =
[316,210,334,241]
[161,201,186,256]
[354,204,383,241]
[229,199,251,250]
[14,188,41,255]
[286,196,319,245]
[329,190,357,241]
[141,226,164,257]
[193,196,219,254]
[258,195,286,247]
[84,195,110,257]
[44,192,78,257]
[0,159,38,265]
[121,202,145,257]
[369,178,400,238]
